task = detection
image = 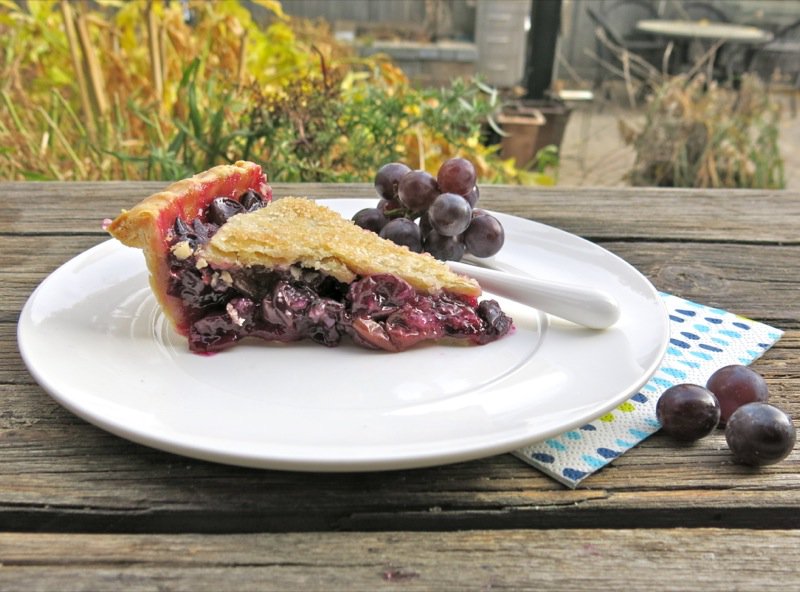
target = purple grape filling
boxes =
[166,194,512,353]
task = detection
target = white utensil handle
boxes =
[447,260,620,329]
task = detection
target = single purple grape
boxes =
[379,218,422,252]
[463,214,504,258]
[375,162,411,200]
[725,403,795,465]
[428,192,471,237]
[397,170,440,212]
[656,384,721,441]
[352,207,388,233]
[437,157,477,196]
[424,229,465,261]
[706,365,769,426]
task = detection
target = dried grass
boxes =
[589,25,784,189]
[625,73,783,189]
[0,1,523,183]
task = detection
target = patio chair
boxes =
[743,17,800,114]
[586,1,668,86]
[679,2,730,23]
[669,2,731,77]
[744,16,800,74]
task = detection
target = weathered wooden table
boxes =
[2,182,799,590]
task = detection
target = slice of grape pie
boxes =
[106,161,512,353]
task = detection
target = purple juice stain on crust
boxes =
[167,192,513,353]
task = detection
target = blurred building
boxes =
[273,0,800,89]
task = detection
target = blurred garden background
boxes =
[1,0,798,188]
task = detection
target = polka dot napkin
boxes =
[513,293,784,488]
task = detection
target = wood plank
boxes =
[0,182,372,236]
[2,182,800,536]
[0,529,798,591]
[2,182,798,243]
[3,234,798,325]
[2,222,799,530]
[0,372,798,533]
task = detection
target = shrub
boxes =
[621,73,784,189]
[0,0,533,184]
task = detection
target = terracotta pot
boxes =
[496,106,545,168]
[497,100,571,168]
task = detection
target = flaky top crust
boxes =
[105,162,480,334]
[203,197,481,297]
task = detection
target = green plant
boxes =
[240,70,505,182]
[0,0,543,185]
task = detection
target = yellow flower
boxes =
[501,158,518,177]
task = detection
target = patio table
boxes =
[636,19,774,44]
[2,181,799,589]
[636,19,774,78]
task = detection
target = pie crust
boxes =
[106,161,271,331]
[106,161,510,352]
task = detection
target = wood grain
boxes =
[2,181,799,586]
[0,529,798,591]
[3,182,799,242]
[3,237,798,325]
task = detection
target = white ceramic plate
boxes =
[18,199,668,471]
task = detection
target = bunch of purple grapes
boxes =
[352,158,504,262]
[656,365,796,466]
